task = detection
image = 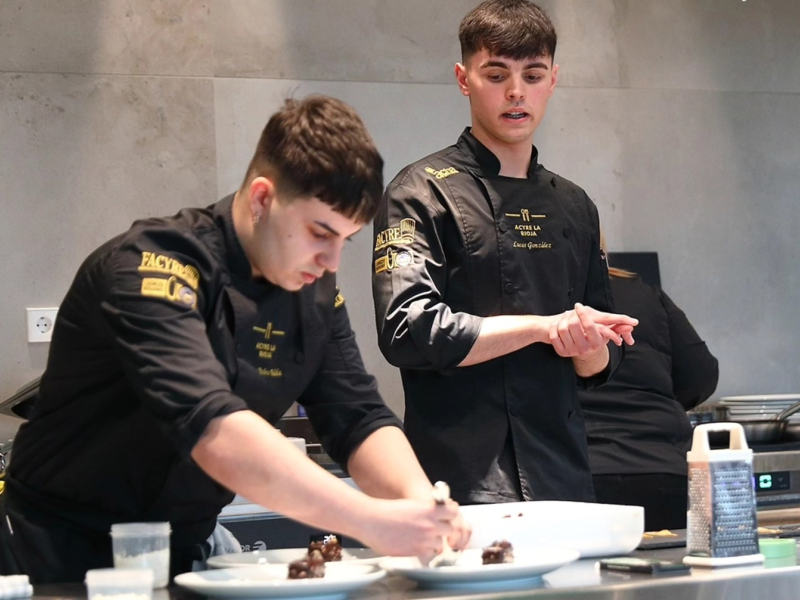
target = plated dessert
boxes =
[287,549,326,579]
[287,535,345,579]
[482,540,514,565]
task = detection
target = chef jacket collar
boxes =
[457,127,542,179]
[213,193,254,281]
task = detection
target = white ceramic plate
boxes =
[207,548,381,569]
[379,548,578,590]
[174,564,385,600]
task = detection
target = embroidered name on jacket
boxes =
[375,218,416,251]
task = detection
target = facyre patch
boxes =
[375,218,416,251]
[138,252,200,290]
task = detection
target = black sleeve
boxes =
[99,228,248,458]
[371,177,483,370]
[300,296,403,471]
[577,200,623,389]
[660,289,720,409]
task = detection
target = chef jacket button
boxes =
[568,287,574,296]
[504,282,515,294]
[498,222,508,233]
[563,228,571,239]
[295,351,304,364]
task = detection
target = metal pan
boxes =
[726,399,800,444]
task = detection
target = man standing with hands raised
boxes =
[373,0,637,505]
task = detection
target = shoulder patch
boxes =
[138,252,200,309]
[138,252,200,290]
[375,218,416,251]
[424,166,459,179]
[140,277,197,308]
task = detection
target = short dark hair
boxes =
[459,0,557,63]
[243,95,384,224]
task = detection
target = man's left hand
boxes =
[549,303,637,358]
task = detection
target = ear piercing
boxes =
[253,212,261,225]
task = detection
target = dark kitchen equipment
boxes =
[726,399,800,444]
[0,376,40,419]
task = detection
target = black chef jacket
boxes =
[1,195,400,583]
[372,129,621,505]
[578,275,719,476]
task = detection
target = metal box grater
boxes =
[684,423,764,567]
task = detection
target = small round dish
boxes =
[175,564,385,600]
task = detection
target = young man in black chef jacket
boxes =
[0,95,469,583]
[372,0,638,505]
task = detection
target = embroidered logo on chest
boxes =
[253,322,285,367]
[504,211,553,250]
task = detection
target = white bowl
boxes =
[461,501,644,558]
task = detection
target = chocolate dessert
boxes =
[482,540,514,564]
[308,534,343,562]
[288,549,326,579]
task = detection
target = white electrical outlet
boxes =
[26,307,59,343]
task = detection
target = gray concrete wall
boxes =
[1,0,798,442]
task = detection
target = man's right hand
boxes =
[354,497,470,560]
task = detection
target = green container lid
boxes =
[759,538,797,560]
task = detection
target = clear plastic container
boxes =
[85,568,154,600]
[110,523,171,588]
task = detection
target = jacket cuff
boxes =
[577,342,623,389]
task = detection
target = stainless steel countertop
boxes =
[28,546,800,600]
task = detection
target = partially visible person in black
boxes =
[0,95,469,583]
[577,242,719,530]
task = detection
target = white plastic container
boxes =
[85,568,153,600]
[461,500,644,558]
[684,423,764,567]
[286,437,307,455]
[0,574,33,598]
[110,522,171,588]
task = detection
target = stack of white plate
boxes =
[718,394,800,422]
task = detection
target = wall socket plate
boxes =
[27,307,59,343]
